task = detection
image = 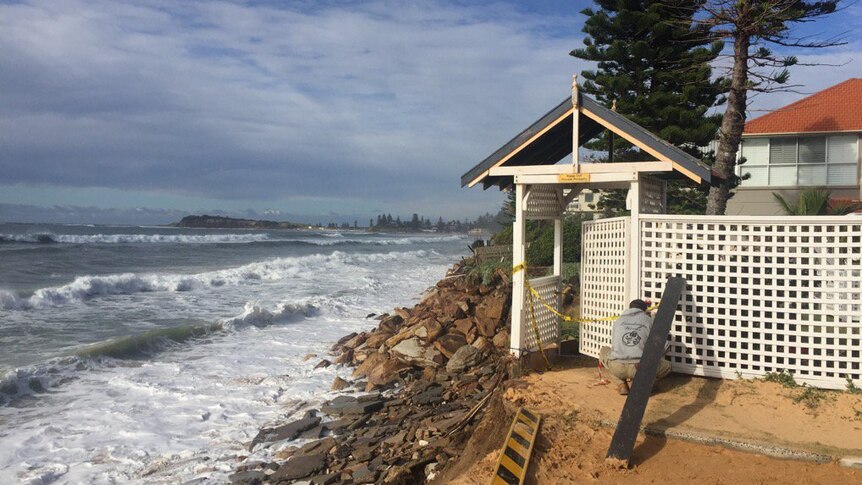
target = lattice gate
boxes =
[578,217,630,357]
[523,275,560,352]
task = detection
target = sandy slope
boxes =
[449,357,862,484]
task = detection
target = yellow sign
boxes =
[557,173,591,183]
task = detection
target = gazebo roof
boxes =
[461,92,713,189]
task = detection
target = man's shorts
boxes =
[599,346,671,382]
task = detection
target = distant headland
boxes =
[172,215,302,229]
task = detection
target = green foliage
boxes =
[572,0,725,155]
[792,385,830,411]
[490,215,587,268]
[594,189,628,218]
[561,322,580,341]
[572,1,727,216]
[847,377,861,395]
[763,369,798,388]
[526,215,588,267]
[468,260,510,286]
[491,225,513,247]
[773,188,862,216]
[562,262,579,286]
[829,199,862,216]
[773,189,831,215]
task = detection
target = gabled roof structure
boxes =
[461,91,713,190]
[745,78,862,135]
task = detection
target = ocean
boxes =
[0,223,467,483]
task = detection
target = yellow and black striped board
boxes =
[490,407,541,485]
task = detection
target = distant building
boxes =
[728,79,862,215]
[565,189,601,217]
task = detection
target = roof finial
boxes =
[611,99,617,112]
[571,73,579,107]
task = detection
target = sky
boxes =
[1,0,861,225]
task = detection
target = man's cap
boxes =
[629,299,648,312]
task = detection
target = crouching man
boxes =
[599,299,671,395]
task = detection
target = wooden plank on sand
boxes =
[606,276,686,467]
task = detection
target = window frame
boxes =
[737,134,859,188]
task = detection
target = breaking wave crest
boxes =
[0,232,465,247]
[0,301,316,406]
[305,235,465,246]
[0,250,431,310]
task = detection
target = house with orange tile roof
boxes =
[728,78,862,215]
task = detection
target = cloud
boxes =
[0,0,583,219]
[2,0,857,222]
[0,203,188,225]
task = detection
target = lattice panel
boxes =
[525,185,563,219]
[639,176,666,214]
[579,217,629,357]
[523,275,560,352]
[640,215,862,390]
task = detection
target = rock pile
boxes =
[230,260,514,484]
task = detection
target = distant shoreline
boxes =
[171,214,302,230]
[171,214,476,234]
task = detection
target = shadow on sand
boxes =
[630,376,723,466]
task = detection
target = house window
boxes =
[737,135,858,187]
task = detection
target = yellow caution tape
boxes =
[512,262,526,274]
[517,263,658,323]
[526,286,552,371]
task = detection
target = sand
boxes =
[448,356,862,484]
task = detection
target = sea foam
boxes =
[0,300,317,406]
[1,250,432,310]
[0,233,272,244]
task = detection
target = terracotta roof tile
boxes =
[744,78,862,135]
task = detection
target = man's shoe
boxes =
[617,382,629,395]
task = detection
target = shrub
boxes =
[763,369,797,388]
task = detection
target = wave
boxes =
[0,233,272,244]
[296,235,465,246]
[76,302,315,359]
[0,357,89,406]
[0,250,432,310]
[0,232,464,247]
[0,301,315,405]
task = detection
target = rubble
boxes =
[231,259,514,484]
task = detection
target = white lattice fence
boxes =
[523,275,560,352]
[640,215,862,390]
[579,217,629,357]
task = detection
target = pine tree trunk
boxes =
[706,33,751,215]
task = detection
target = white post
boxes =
[553,218,563,278]
[627,175,641,302]
[511,183,528,357]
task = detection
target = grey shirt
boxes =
[610,308,653,362]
